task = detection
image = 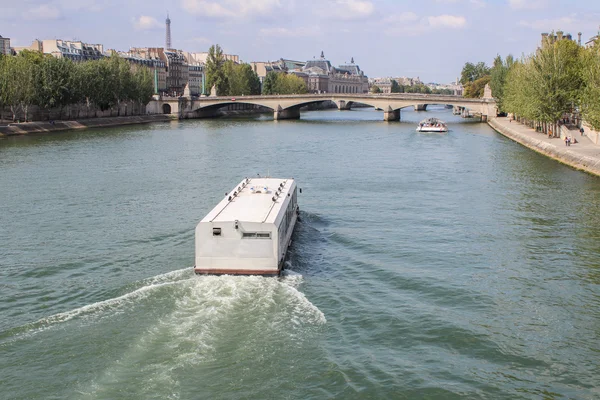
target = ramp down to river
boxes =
[489,117,600,177]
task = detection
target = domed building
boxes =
[296,52,369,94]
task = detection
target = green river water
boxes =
[1,107,599,399]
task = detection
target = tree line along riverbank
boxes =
[461,32,600,138]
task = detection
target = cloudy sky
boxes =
[1,0,599,82]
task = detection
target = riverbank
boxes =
[489,117,600,177]
[0,114,173,137]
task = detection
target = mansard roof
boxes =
[303,66,329,76]
[337,64,362,75]
[303,59,332,73]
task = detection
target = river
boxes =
[1,107,599,399]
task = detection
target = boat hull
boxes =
[417,127,448,132]
[193,268,281,276]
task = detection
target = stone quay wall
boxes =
[489,118,600,177]
[0,101,148,123]
[0,115,171,137]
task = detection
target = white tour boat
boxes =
[194,177,299,276]
[417,118,448,133]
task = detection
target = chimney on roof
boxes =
[351,57,354,64]
[320,51,324,59]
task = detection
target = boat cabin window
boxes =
[242,232,271,239]
[213,228,222,236]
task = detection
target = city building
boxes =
[130,47,189,96]
[369,77,393,93]
[299,52,368,94]
[117,51,168,94]
[188,52,239,64]
[182,52,207,96]
[369,76,424,93]
[540,31,575,47]
[0,35,11,55]
[12,39,43,54]
[250,59,306,80]
[39,39,104,61]
[584,27,599,48]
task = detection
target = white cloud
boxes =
[58,0,104,12]
[518,16,576,31]
[385,14,467,36]
[24,4,61,20]
[259,26,321,37]
[436,0,485,7]
[470,0,486,9]
[508,0,547,10]
[181,0,288,19]
[319,0,374,20]
[132,15,162,31]
[427,14,467,28]
[383,12,418,24]
[189,37,211,44]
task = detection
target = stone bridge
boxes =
[146,94,497,122]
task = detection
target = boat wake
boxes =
[74,271,325,397]
[1,267,325,346]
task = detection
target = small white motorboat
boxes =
[417,118,448,132]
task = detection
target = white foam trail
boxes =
[6,268,194,340]
[79,273,326,397]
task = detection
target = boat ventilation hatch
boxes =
[213,228,222,236]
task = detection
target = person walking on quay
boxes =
[565,136,569,146]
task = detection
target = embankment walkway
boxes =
[489,117,600,178]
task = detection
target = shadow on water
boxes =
[285,210,333,277]
[0,121,172,152]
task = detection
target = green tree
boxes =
[243,64,262,95]
[262,72,278,95]
[37,56,75,113]
[131,66,154,110]
[489,54,514,112]
[580,41,600,130]
[404,84,432,94]
[370,85,382,94]
[390,79,401,93]
[274,73,307,94]
[460,61,490,85]
[205,44,228,95]
[503,58,540,122]
[2,52,38,121]
[73,61,102,114]
[464,75,491,98]
[530,36,583,124]
[223,61,260,96]
[93,59,116,111]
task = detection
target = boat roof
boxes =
[419,117,446,124]
[201,178,295,225]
